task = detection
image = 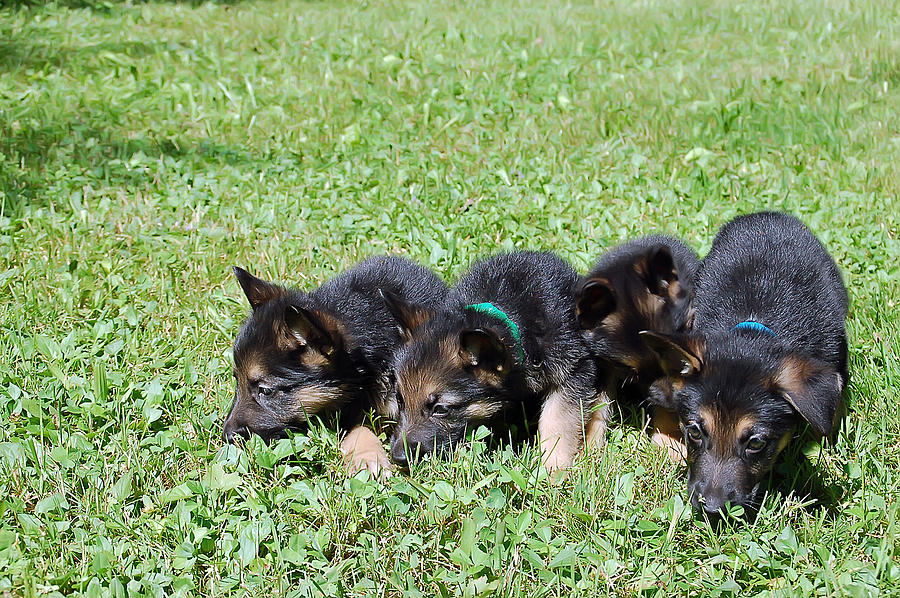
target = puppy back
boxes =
[695,212,847,367]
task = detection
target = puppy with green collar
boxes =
[383,251,606,473]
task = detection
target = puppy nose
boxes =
[698,489,727,514]
[390,439,410,466]
[222,419,249,444]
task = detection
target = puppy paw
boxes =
[650,406,686,464]
[345,449,394,480]
[537,389,582,481]
[540,441,575,483]
[651,430,686,464]
[340,426,394,480]
[584,396,611,452]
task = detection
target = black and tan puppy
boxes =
[224,256,448,477]
[575,236,699,459]
[385,251,605,473]
[642,212,848,516]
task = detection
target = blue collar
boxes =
[732,321,776,336]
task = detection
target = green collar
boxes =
[463,302,525,363]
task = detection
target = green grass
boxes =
[1,0,899,595]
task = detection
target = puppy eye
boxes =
[746,436,767,453]
[685,423,703,443]
[258,385,274,397]
[431,404,450,417]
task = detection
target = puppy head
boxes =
[577,244,694,386]
[642,332,842,516]
[388,320,515,465]
[223,267,350,443]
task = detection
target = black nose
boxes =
[390,439,410,466]
[222,419,249,444]
[691,484,737,515]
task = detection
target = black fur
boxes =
[224,256,448,443]
[646,212,848,516]
[388,251,598,465]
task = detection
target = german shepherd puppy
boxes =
[384,251,604,473]
[574,236,699,459]
[224,256,448,477]
[642,212,848,516]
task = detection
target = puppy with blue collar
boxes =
[382,251,605,473]
[641,212,848,517]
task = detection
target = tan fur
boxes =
[698,405,717,444]
[398,332,508,416]
[632,260,648,278]
[650,406,686,463]
[583,392,611,451]
[341,426,393,479]
[633,289,665,321]
[772,356,843,435]
[288,384,342,421]
[772,355,813,395]
[463,401,505,420]
[398,368,445,414]
[699,406,760,457]
[734,414,756,441]
[299,348,331,369]
[240,361,266,385]
[397,340,458,411]
[647,333,705,377]
[538,390,586,475]
[279,308,348,357]
[618,354,642,372]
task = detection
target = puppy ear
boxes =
[233,266,285,310]
[576,278,616,330]
[284,305,341,358]
[644,247,678,297]
[773,355,843,438]
[459,328,510,373]
[639,331,704,378]
[379,289,435,342]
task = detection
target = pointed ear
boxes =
[459,328,510,374]
[640,331,704,378]
[576,278,616,330]
[644,247,678,297]
[773,355,843,438]
[379,289,435,342]
[233,266,285,310]
[284,305,340,358]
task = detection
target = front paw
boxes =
[540,440,576,483]
[345,448,394,480]
[340,426,394,480]
[651,430,686,464]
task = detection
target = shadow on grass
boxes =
[770,446,847,515]
[0,39,162,73]
[0,117,258,216]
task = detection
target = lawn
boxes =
[1,0,899,595]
